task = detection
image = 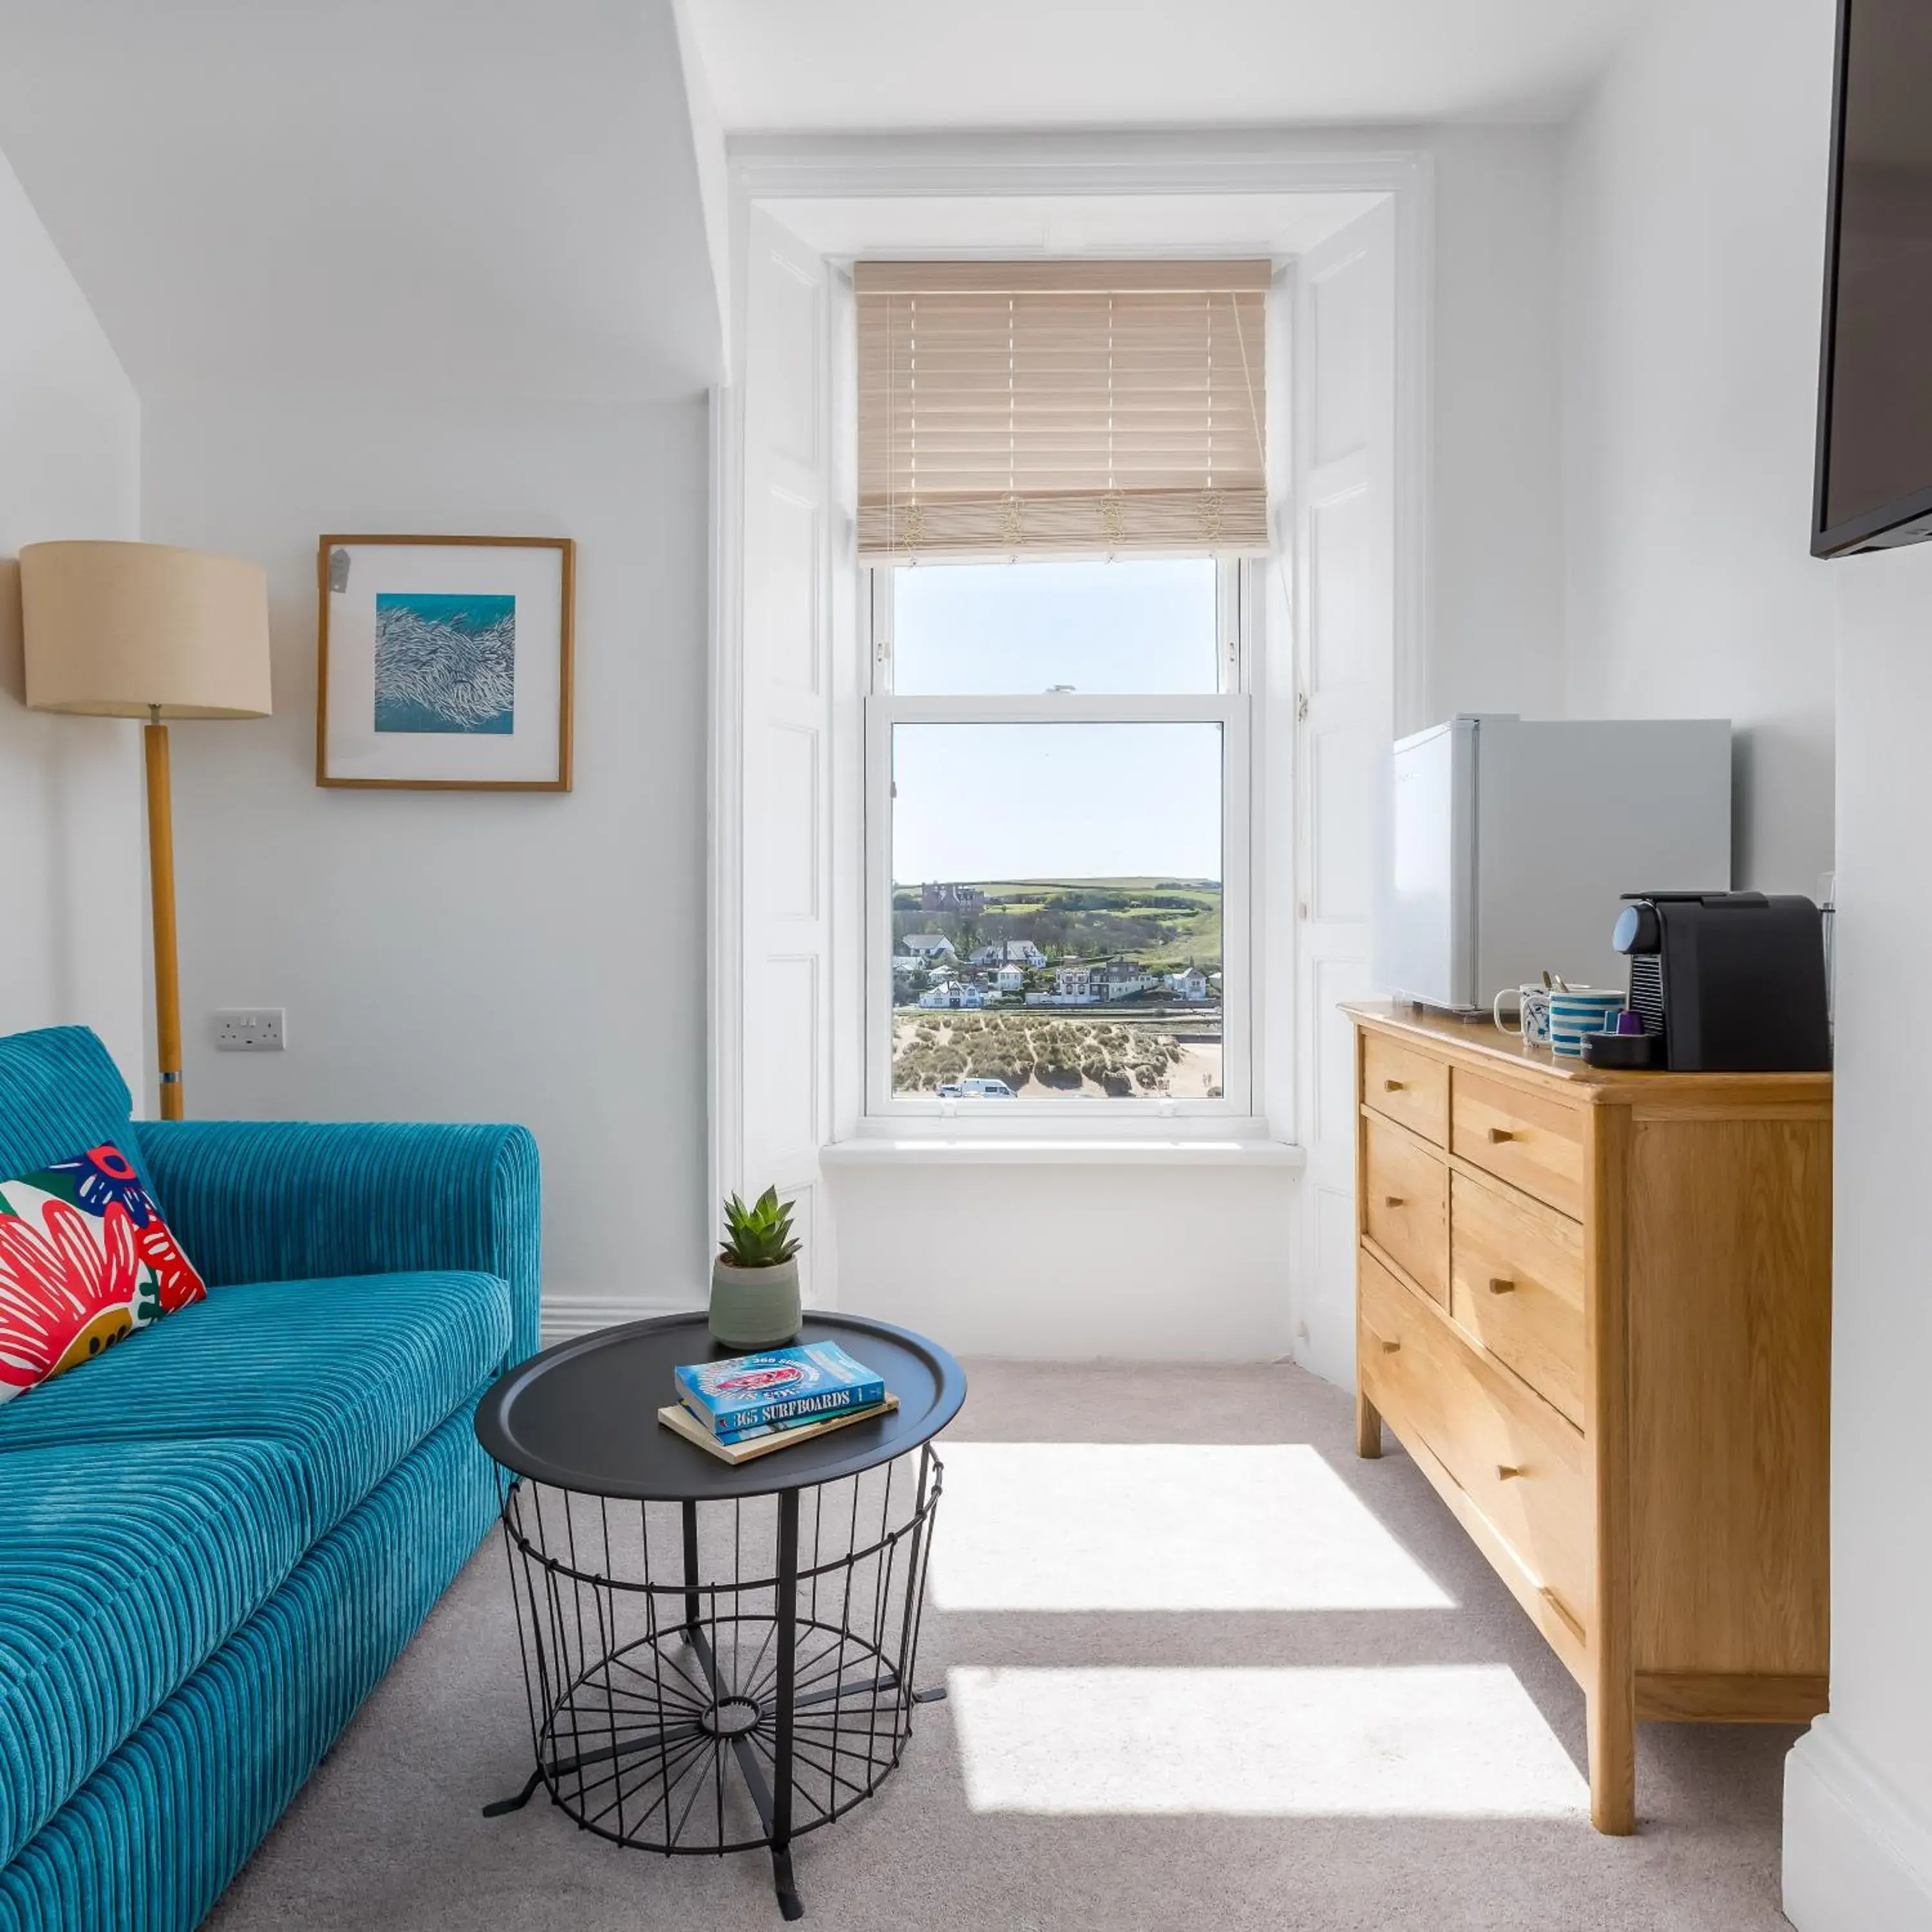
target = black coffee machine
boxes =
[1611,892,1832,1072]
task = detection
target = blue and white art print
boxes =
[373,592,516,735]
[319,537,574,790]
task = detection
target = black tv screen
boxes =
[1814,0,1932,556]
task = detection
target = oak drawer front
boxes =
[1358,1248,1454,1446]
[1450,1171,1587,1427]
[1360,1251,1591,1636]
[1452,1070,1587,1217]
[1363,1114,1448,1306]
[1362,1032,1448,1145]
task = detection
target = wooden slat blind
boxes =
[856,260,1270,563]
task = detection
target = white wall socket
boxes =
[214,1009,285,1052]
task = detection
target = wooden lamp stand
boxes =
[144,710,185,1121]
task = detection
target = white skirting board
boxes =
[538,1294,702,1348]
[1785,1718,1932,1930]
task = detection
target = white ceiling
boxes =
[0,0,725,399]
[685,0,1650,133]
[0,0,1647,402]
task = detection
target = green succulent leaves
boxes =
[718,1186,802,1269]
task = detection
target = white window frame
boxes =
[859,557,1262,1133]
[712,136,1432,1207]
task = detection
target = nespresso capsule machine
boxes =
[1612,891,1832,1072]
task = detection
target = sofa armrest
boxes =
[138,1119,542,1364]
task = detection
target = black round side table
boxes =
[473,1312,967,1922]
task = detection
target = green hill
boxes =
[893,878,1221,974]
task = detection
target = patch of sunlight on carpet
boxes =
[950,1665,1589,1817]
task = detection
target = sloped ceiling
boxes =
[685,0,1649,131]
[0,0,725,399]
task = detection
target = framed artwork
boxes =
[316,535,574,790]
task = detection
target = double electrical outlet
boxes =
[213,1009,285,1052]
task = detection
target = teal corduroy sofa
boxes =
[0,1026,539,1932]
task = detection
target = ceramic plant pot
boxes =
[708,1256,802,1352]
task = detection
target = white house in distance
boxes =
[917,981,987,1010]
[1054,962,1096,999]
[902,933,956,961]
[1166,966,1209,1001]
[971,940,1047,969]
[996,963,1026,993]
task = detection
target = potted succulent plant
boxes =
[710,1186,803,1350]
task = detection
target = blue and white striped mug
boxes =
[1548,988,1625,1058]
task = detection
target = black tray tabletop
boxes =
[475,1311,967,1502]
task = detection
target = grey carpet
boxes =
[204,1360,1796,1931]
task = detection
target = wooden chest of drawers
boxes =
[1349,1005,1832,1834]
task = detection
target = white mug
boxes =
[1493,984,1553,1048]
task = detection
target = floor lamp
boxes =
[20,541,272,1121]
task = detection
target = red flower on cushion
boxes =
[135,1217,207,1314]
[0,1196,142,1393]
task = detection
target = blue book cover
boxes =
[675,1343,886,1438]
[694,1399,891,1448]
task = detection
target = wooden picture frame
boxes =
[316,534,574,791]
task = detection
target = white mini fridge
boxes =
[1378,715,1732,1013]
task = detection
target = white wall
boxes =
[828,1159,1294,1361]
[140,388,712,1332]
[1785,540,1932,1926]
[1555,0,1932,1918]
[0,144,147,1099]
[1560,0,1839,893]
[1428,126,1567,723]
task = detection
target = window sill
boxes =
[820,1137,1305,1170]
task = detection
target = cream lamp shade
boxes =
[20,540,272,718]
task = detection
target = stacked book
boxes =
[658,1341,896,1464]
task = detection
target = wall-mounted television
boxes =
[1813,0,1932,556]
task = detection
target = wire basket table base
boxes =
[484,1446,944,1920]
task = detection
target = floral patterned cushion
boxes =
[0,1144,205,1403]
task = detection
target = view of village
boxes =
[891,879,1223,1100]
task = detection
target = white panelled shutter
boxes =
[735,207,835,1302]
[1292,199,1396,1388]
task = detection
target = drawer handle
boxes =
[1383,1077,1405,1092]
[1380,1338,1401,1354]
[1383,1195,1405,1209]
[1497,1464,1524,1481]
[1488,1127,1516,1144]
[1487,1276,1517,1295]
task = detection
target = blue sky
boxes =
[890,560,1224,884]
[893,557,1218,697]
[893,722,1224,883]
